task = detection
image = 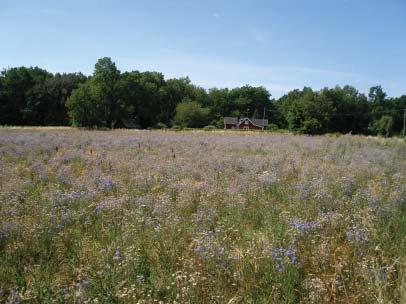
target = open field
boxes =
[0,129,405,303]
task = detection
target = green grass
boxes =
[0,129,405,303]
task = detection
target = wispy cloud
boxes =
[212,12,221,19]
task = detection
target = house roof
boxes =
[224,117,269,128]
[238,117,269,128]
[224,117,238,124]
[250,118,269,128]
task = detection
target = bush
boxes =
[300,118,323,134]
[173,100,210,128]
[214,118,225,129]
[266,123,279,131]
[203,125,216,131]
[155,122,168,129]
[369,115,394,137]
[171,125,184,131]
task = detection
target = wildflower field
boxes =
[0,128,405,303]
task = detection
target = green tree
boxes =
[277,87,333,134]
[229,85,271,117]
[391,96,406,134]
[370,115,394,137]
[319,86,368,134]
[67,57,123,128]
[130,71,166,128]
[173,100,210,128]
[0,67,53,125]
[41,73,88,125]
[66,82,99,127]
[91,57,121,127]
[161,77,207,125]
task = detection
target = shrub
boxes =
[155,122,168,129]
[171,125,184,131]
[203,125,216,131]
[300,118,323,134]
[369,115,394,137]
[266,123,279,131]
[173,100,210,128]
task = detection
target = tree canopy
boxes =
[1,57,405,136]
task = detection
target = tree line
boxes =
[1,57,405,136]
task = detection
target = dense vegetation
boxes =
[0,129,405,303]
[1,57,405,136]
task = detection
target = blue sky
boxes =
[1,0,405,98]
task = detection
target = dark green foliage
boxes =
[42,73,88,125]
[0,67,86,126]
[369,115,394,137]
[1,58,405,136]
[173,100,210,128]
[266,123,279,131]
[66,82,97,127]
[155,122,168,129]
[67,57,123,128]
[276,87,331,134]
[203,125,216,131]
[320,86,369,134]
[206,86,273,122]
[275,86,405,136]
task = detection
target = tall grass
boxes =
[0,129,405,303]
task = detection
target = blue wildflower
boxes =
[272,247,300,272]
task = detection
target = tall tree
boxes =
[41,73,88,125]
[67,57,123,127]
[0,67,51,125]
[91,57,121,127]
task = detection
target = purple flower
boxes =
[272,247,300,272]
[10,288,22,304]
[82,279,90,288]
[58,210,73,229]
[347,226,369,244]
[291,219,320,234]
[113,250,122,261]
[95,177,116,192]
[1,223,10,240]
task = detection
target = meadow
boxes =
[0,128,405,303]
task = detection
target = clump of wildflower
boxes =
[296,181,311,200]
[95,176,117,192]
[304,277,328,302]
[74,279,91,300]
[56,166,71,185]
[8,288,22,304]
[95,196,127,213]
[0,222,11,240]
[58,210,73,229]
[113,249,122,261]
[257,171,279,186]
[193,231,226,262]
[347,225,369,244]
[291,219,320,234]
[51,190,83,207]
[272,247,299,272]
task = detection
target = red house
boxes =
[224,117,239,129]
[223,117,269,130]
